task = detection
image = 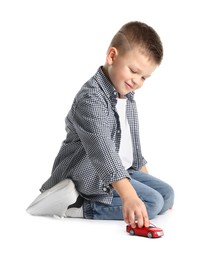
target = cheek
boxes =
[120,66,131,77]
[119,70,130,81]
[110,66,129,83]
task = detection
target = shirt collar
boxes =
[125,91,135,101]
[94,67,135,103]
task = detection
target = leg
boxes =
[83,178,165,220]
[129,169,175,215]
[83,194,124,220]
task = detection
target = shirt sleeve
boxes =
[72,92,130,187]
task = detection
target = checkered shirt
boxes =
[40,67,147,204]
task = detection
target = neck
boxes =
[118,93,125,99]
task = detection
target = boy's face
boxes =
[105,47,158,96]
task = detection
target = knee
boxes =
[159,184,175,214]
[146,192,164,220]
[164,184,175,203]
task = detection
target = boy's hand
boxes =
[122,195,149,228]
[112,178,150,228]
[140,165,148,174]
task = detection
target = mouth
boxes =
[125,82,135,91]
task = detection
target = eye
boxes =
[130,68,136,73]
[142,77,146,81]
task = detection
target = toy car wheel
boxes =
[147,232,153,238]
[130,230,135,236]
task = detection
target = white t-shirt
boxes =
[116,98,133,169]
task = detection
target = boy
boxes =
[27,21,174,228]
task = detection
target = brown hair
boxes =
[109,21,163,65]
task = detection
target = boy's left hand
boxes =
[140,165,148,173]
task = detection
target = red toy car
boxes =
[126,223,164,238]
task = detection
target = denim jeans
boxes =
[83,169,174,220]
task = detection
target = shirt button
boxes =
[113,91,117,96]
[103,187,107,192]
[117,130,120,133]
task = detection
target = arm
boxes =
[112,178,150,228]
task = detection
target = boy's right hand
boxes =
[112,178,150,228]
[122,195,149,228]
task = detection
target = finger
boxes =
[139,203,149,227]
[124,216,129,224]
[124,211,136,227]
[142,205,150,227]
[130,220,136,228]
[123,211,130,225]
[143,215,150,227]
[137,214,144,228]
[129,215,136,228]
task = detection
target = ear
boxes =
[106,47,118,65]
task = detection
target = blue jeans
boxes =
[83,169,174,220]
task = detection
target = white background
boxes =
[1,0,199,259]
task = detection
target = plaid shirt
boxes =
[40,67,147,204]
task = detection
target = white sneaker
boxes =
[26,179,82,218]
[66,194,84,218]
